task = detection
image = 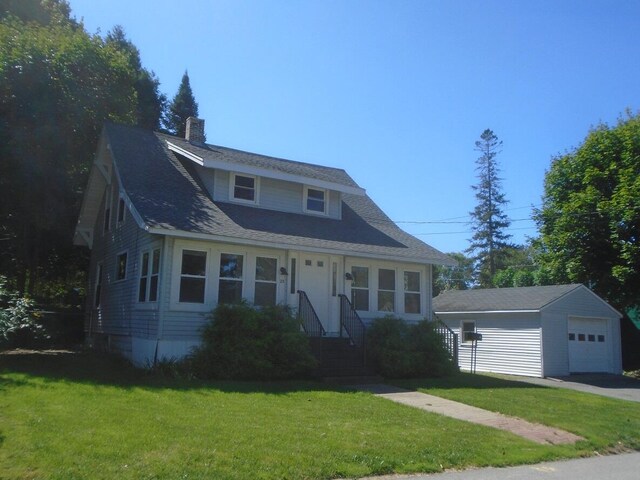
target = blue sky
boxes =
[69,0,639,254]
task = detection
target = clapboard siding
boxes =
[86,178,161,346]
[204,167,342,219]
[441,313,542,377]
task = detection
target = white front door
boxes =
[297,253,338,333]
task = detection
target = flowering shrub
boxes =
[0,277,49,348]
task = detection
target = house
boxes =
[74,118,454,367]
[433,284,623,377]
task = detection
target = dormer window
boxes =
[231,173,258,204]
[304,186,327,214]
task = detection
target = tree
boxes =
[467,129,512,287]
[433,252,474,296]
[535,113,640,313]
[105,26,166,130]
[164,71,201,138]
[0,2,153,297]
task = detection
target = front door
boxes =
[297,253,337,333]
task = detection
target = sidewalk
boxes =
[355,384,583,445]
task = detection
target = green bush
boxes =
[186,302,317,380]
[0,276,49,349]
[366,316,456,378]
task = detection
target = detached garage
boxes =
[433,284,622,378]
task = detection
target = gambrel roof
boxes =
[75,123,454,265]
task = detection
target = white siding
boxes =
[202,167,343,219]
[440,312,543,377]
[540,312,569,376]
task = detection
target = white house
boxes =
[433,284,623,377]
[74,118,454,369]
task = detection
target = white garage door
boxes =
[568,317,611,373]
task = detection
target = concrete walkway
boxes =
[355,384,583,445]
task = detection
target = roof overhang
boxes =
[166,141,366,196]
[434,310,540,315]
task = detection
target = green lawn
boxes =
[1,352,638,480]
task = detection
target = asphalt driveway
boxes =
[509,374,640,402]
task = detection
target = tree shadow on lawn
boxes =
[0,349,350,395]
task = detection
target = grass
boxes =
[0,352,638,480]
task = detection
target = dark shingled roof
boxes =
[433,284,584,312]
[106,123,453,264]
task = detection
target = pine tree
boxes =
[165,71,200,138]
[467,129,512,287]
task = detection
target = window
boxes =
[218,253,243,304]
[103,187,112,233]
[461,321,476,343]
[568,333,576,341]
[254,257,277,307]
[378,269,395,312]
[179,250,207,303]
[231,174,257,203]
[351,266,369,311]
[139,248,160,302]
[598,335,605,342]
[116,252,128,281]
[290,258,297,294]
[578,333,586,341]
[404,271,421,314]
[94,263,103,308]
[117,197,126,224]
[304,186,326,214]
[588,334,595,342]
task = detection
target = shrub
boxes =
[0,276,49,349]
[187,302,317,380]
[366,316,456,378]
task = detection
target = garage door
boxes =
[568,317,610,373]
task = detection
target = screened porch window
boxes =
[219,253,243,304]
[179,250,207,303]
[377,269,395,312]
[403,271,421,314]
[254,256,277,307]
[351,266,369,311]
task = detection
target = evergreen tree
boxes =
[467,129,512,287]
[165,71,201,139]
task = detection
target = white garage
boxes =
[433,284,622,378]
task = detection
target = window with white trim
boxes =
[377,269,395,312]
[139,248,160,302]
[254,256,277,307]
[403,271,421,314]
[218,253,244,304]
[461,321,476,343]
[115,252,127,281]
[231,173,257,203]
[351,266,369,311]
[304,186,327,214]
[179,250,207,303]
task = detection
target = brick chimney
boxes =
[185,117,205,144]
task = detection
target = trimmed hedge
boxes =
[366,316,457,378]
[186,302,317,380]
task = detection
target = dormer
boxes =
[166,118,365,220]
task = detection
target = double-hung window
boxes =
[378,269,395,312]
[304,186,327,214]
[117,197,126,225]
[403,271,421,314]
[179,250,207,303]
[231,174,257,203]
[461,321,476,343]
[218,253,244,304]
[116,252,128,281]
[254,257,277,307]
[139,248,160,302]
[351,266,369,311]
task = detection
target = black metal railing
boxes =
[433,314,459,365]
[297,290,326,337]
[338,294,366,350]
